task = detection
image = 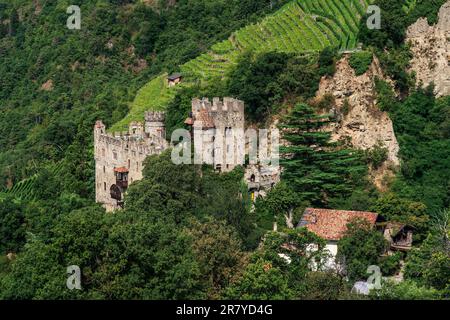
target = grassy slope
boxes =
[109,0,372,132]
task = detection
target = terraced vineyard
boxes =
[113,0,372,131]
[0,162,64,202]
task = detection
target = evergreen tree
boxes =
[279,103,366,206]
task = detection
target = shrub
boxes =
[349,51,373,76]
[363,142,389,169]
[379,252,403,276]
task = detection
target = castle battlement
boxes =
[145,111,165,122]
[192,97,244,114]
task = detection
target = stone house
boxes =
[297,208,379,269]
[380,222,414,252]
[167,73,182,87]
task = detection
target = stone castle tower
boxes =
[94,111,168,211]
[185,97,245,172]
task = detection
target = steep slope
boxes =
[316,54,400,189]
[111,0,373,131]
[406,0,450,97]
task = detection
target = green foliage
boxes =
[358,0,446,92]
[362,141,389,169]
[348,51,373,76]
[223,258,293,300]
[224,228,328,299]
[0,197,26,254]
[371,193,429,241]
[359,0,447,49]
[318,46,339,77]
[337,218,388,282]
[227,52,319,121]
[279,103,367,206]
[255,182,303,231]
[371,280,442,300]
[127,0,371,129]
[390,89,450,212]
[374,77,397,112]
[404,214,450,293]
[378,252,403,276]
[0,207,205,299]
[187,218,248,299]
[299,271,349,300]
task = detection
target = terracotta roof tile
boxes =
[298,208,378,241]
[114,167,129,173]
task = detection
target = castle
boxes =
[94,112,168,211]
[185,97,245,171]
[94,97,279,211]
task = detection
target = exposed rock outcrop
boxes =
[316,55,400,189]
[406,1,450,97]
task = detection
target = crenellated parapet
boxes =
[192,97,244,114]
[191,97,244,130]
[145,111,165,123]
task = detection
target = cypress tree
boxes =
[279,103,366,206]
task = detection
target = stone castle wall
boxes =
[191,97,245,172]
[94,97,280,211]
[94,113,168,211]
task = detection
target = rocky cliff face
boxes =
[316,55,400,189]
[406,1,450,97]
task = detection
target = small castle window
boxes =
[128,159,130,169]
[103,166,105,173]
[113,152,118,160]
[104,182,106,191]
[102,148,105,157]
[250,174,256,183]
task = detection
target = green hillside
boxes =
[110,0,373,131]
[0,162,64,201]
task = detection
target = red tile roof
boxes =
[114,167,129,173]
[184,117,194,125]
[298,208,378,241]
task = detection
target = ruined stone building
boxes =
[94,111,168,211]
[95,97,280,211]
[185,97,245,172]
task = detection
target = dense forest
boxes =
[0,0,449,300]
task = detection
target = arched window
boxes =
[250,174,256,183]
